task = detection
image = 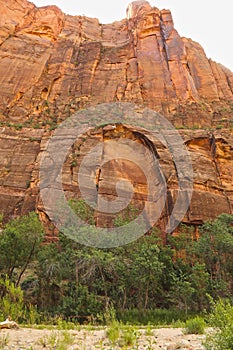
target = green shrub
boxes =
[106,321,120,345]
[38,331,74,350]
[204,299,233,350]
[69,198,95,225]
[184,316,206,334]
[0,276,25,322]
[27,304,40,325]
[56,318,76,330]
[121,326,138,347]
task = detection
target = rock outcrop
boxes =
[0,0,232,239]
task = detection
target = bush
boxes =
[204,299,233,350]
[106,321,120,345]
[184,316,206,334]
[121,326,138,347]
[0,276,25,322]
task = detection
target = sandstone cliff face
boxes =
[0,0,232,238]
[1,0,233,122]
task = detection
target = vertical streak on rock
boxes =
[209,60,233,99]
[210,135,232,214]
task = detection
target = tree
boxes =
[36,242,62,310]
[0,212,44,286]
[194,214,233,297]
[169,271,195,314]
[129,237,165,309]
[189,263,209,311]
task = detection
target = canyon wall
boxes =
[0,0,232,239]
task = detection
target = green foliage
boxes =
[0,276,25,322]
[169,273,195,314]
[167,214,233,311]
[0,212,232,325]
[145,324,153,336]
[184,316,206,334]
[129,238,165,309]
[99,304,117,325]
[117,308,191,326]
[106,321,120,344]
[0,212,3,226]
[114,204,140,226]
[204,299,233,350]
[27,304,39,325]
[107,323,138,348]
[121,325,138,347]
[56,318,76,330]
[0,212,44,285]
[194,214,233,299]
[38,331,74,350]
[58,283,102,321]
[69,198,95,224]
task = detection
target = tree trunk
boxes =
[122,288,127,310]
[16,240,36,286]
[144,283,149,309]
[75,259,79,284]
[0,318,19,329]
[98,265,108,310]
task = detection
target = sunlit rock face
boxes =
[1,0,233,121]
[0,0,232,240]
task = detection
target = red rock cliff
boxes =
[0,0,232,239]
